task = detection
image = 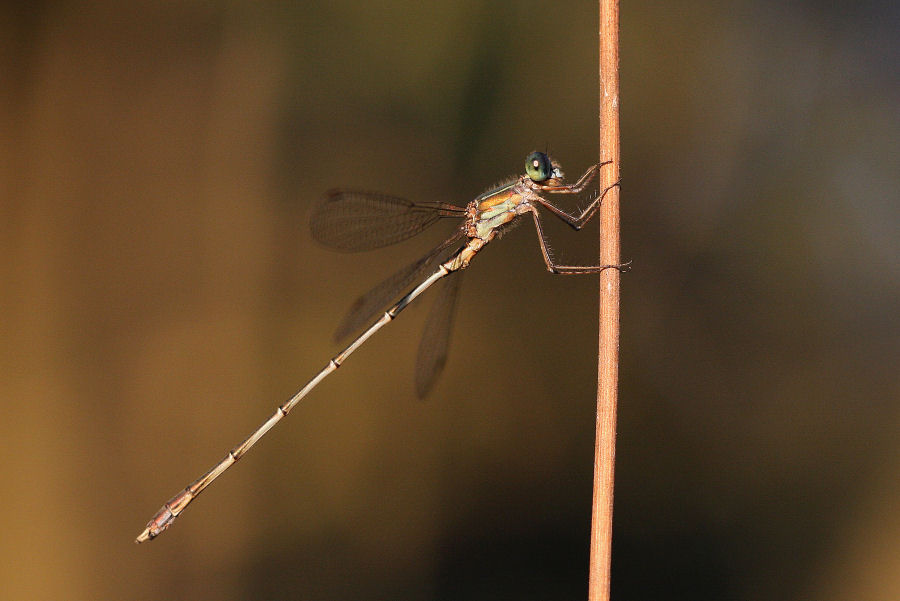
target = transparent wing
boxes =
[334,232,465,341]
[414,270,463,399]
[310,190,466,252]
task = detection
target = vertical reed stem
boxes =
[589,1,620,600]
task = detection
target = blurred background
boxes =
[1,1,898,600]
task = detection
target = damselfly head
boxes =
[525,151,563,183]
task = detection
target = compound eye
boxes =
[525,151,552,182]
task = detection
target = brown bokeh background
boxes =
[2,2,898,600]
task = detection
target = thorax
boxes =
[465,178,533,241]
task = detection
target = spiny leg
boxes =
[528,209,629,274]
[534,176,620,231]
[535,160,610,194]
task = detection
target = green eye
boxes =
[525,151,553,182]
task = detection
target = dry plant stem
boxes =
[589,0,620,600]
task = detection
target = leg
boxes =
[529,209,630,274]
[536,161,609,194]
[534,176,620,231]
[534,160,618,230]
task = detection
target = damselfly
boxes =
[136,151,621,543]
